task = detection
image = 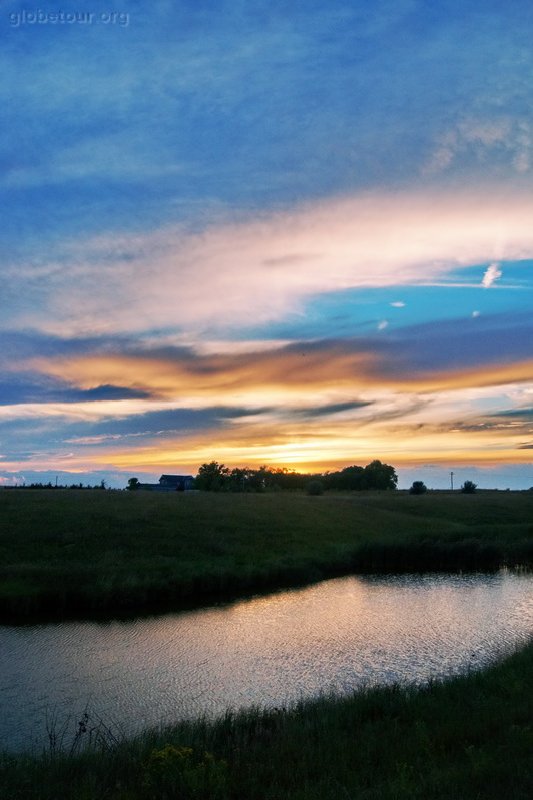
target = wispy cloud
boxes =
[481,262,503,288]
[5,189,533,339]
[424,116,532,177]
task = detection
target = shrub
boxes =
[461,480,477,494]
[409,481,427,495]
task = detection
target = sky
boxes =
[1,0,532,489]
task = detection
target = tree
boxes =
[195,461,230,491]
[409,480,427,495]
[363,460,398,490]
[228,467,250,492]
[461,480,477,494]
[336,465,365,490]
[306,479,324,496]
[127,477,140,491]
[248,465,270,492]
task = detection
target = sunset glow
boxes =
[1,1,532,488]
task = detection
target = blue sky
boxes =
[1,0,532,488]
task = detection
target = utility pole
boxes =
[450,471,454,491]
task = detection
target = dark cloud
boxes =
[386,311,533,374]
[90,405,271,438]
[0,404,270,466]
[0,330,133,365]
[292,401,372,418]
[78,385,150,401]
[495,408,533,419]
[0,377,149,405]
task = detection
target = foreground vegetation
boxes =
[2,489,532,797]
[1,489,532,621]
[1,639,532,799]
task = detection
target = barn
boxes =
[137,474,195,491]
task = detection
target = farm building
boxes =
[137,474,195,492]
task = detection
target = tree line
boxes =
[2,480,108,490]
[194,460,398,492]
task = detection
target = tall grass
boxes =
[1,489,532,621]
[1,640,532,799]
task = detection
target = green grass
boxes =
[1,639,532,799]
[1,489,532,620]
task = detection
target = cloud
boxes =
[96,397,533,474]
[1,352,531,476]
[0,377,149,406]
[481,262,503,288]
[290,401,372,418]
[424,117,532,177]
[4,188,533,338]
[20,312,533,410]
[495,407,533,419]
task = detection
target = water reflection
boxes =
[0,571,532,752]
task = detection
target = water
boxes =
[0,571,532,753]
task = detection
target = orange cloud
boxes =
[4,334,532,476]
[1,390,531,475]
[27,343,533,405]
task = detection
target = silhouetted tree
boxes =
[409,480,427,495]
[335,465,365,490]
[194,459,398,493]
[363,460,398,490]
[269,467,306,490]
[461,480,477,494]
[196,461,230,491]
[127,477,140,491]
[228,467,250,492]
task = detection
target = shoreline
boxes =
[1,560,530,627]
[2,639,532,798]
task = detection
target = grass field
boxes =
[1,638,532,799]
[1,488,532,621]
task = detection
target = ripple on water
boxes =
[0,570,532,752]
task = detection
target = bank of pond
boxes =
[1,570,532,799]
[1,489,532,622]
[1,639,532,800]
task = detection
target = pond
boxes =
[1,571,532,752]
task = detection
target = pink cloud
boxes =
[8,188,533,337]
